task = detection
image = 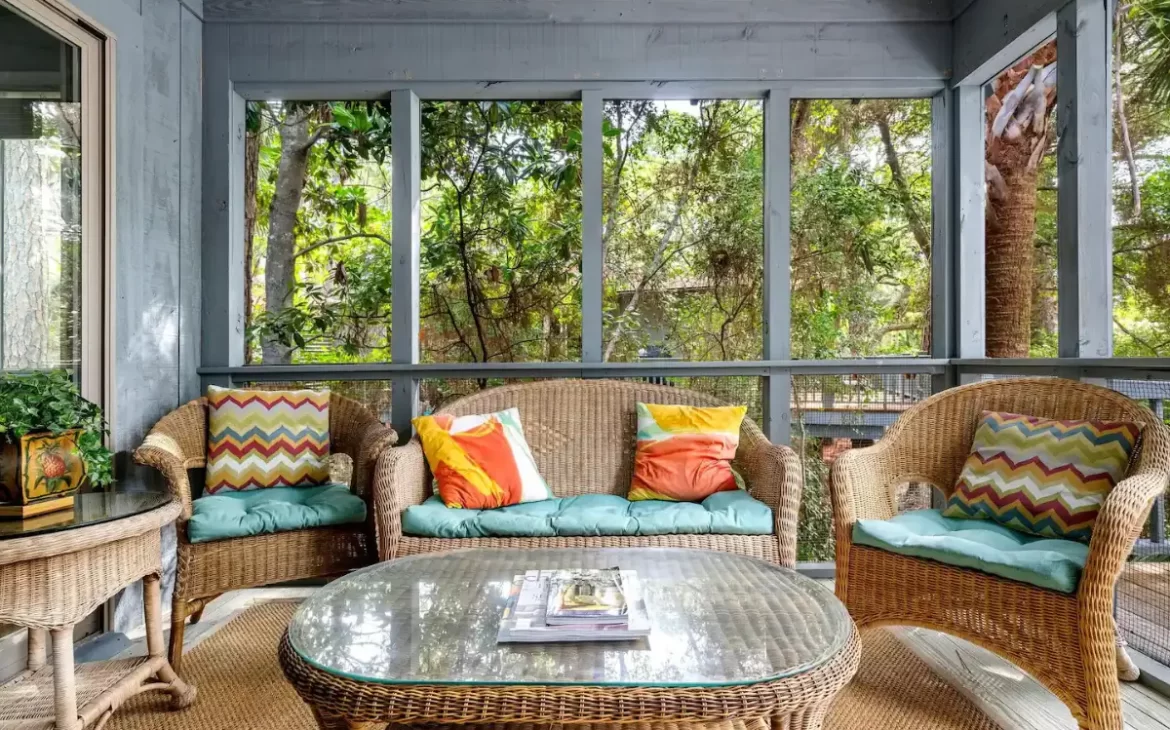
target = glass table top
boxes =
[289,547,853,687]
[0,492,172,540]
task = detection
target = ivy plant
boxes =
[0,370,114,488]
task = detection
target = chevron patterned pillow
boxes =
[942,411,1141,542]
[206,386,331,493]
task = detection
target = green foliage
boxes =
[1112,10,1170,357]
[0,371,113,488]
[790,99,932,358]
[420,100,582,363]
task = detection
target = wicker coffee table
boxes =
[280,547,860,730]
[0,492,195,730]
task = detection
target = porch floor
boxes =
[79,586,1170,730]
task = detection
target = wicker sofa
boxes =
[830,378,1170,730]
[372,379,802,567]
[133,394,396,672]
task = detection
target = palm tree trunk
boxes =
[985,164,1039,358]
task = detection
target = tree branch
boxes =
[295,232,391,259]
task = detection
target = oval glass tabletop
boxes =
[0,491,173,540]
[288,547,853,688]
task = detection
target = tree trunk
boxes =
[261,110,312,364]
[983,41,1057,358]
[876,113,932,354]
[1,139,56,369]
[985,165,1040,357]
[243,126,260,364]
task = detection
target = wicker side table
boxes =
[0,493,195,730]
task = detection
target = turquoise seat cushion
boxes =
[402,490,774,539]
[188,484,367,544]
[853,509,1089,594]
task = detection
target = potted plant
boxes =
[0,370,114,517]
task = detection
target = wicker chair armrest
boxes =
[132,399,208,520]
[738,441,801,567]
[829,441,901,531]
[328,396,398,500]
[352,422,399,500]
[372,440,430,560]
[134,434,196,520]
[1080,468,1170,604]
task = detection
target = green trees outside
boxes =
[245,98,938,364]
[1112,1,1170,357]
[243,11,1169,365]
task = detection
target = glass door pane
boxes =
[0,1,83,375]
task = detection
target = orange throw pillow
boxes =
[413,408,553,509]
[629,403,747,502]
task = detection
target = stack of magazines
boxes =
[497,567,651,643]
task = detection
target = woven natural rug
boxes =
[106,600,1001,730]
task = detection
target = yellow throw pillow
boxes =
[206,386,331,493]
[629,403,747,502]
[413,407,553,509]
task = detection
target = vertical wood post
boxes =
[763,88,792,445]
[391,90,421,439]
[201,24,246,372]
[1057,0,1113,358]
[954,84,985,362]
[931,90,957,395]
[581,90,604,364]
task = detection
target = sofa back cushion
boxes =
[413,407,553,509]
[942,410,1141,541]
[432,380,765,498]
[206,386,331,493]
[629,403,747,502]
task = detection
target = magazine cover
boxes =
[545,568,628,624]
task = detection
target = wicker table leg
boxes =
[773,701,832,730]
[27,628,47,671]
[143,574,197,709]
[310,707,387,730]
[51,626,82,730]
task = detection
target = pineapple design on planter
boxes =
[36,438,73,493]
[0,430,87,506]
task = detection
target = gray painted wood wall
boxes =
[66,0,202,630]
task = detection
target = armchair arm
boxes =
[372,440,430,561]
[132,399,208,520]
[1080,466,1170,605]
[829,441,901,530]
[739,440,801,567]
[329,396,398,500]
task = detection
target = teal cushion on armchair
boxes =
[402,490,774,539]
[187,484,367,544]
[852,509,1089,594]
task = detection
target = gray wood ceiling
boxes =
[201,0,968,24]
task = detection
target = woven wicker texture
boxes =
[374,379,801,567]
[830,377,1170,730]
[132,393,397,673]
[104,601,1000,730]
[0,501,194,729]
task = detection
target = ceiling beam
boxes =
[203,0,952,24]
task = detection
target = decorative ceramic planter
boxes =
[0,430,87,518]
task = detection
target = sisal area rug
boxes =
[106,601,1002,730]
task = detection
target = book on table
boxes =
[497,568,650,643]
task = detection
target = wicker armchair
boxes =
[133,394,397,672]
[373,379,802,567]
[830,378,1170,730]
